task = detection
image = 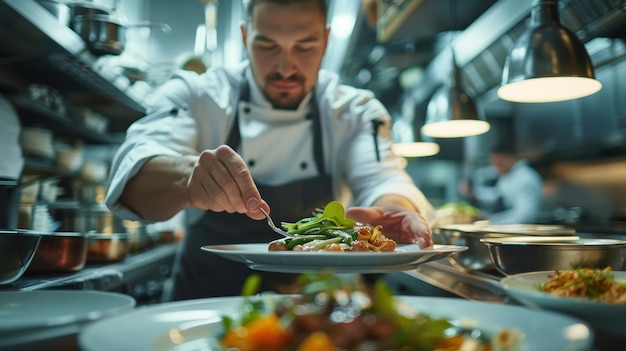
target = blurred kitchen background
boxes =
[1,0,625,241]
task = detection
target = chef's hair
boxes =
[242,0,328,24]
[490,141,519,157]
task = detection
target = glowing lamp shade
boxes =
[497,0,602,103]
[391,142,440,158]
[422,84,490,138]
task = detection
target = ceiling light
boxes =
[391,142,440,158]
[422,50,490,138]
[391,118,439,158]
[497,0,602,103]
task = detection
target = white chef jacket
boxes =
[105,62,435,225]
[473,160,543,224]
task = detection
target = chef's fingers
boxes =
[187,152,229,212]
[347,206,433,248]
[213,146,265,217]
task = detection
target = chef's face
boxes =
[490,152,515,175]
[241,0,329,109]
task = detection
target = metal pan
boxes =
[72,14,170,56]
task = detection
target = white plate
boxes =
[201,243,468,273]
[0,290,135,350]
[501,271,626,337]
[79,295,593,351]
[0,290,136,332]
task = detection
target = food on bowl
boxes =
[219,273,523,351]
[268,201,396,252]
[538,267,626,304]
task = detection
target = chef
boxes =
[465,142,543,224]
[105,0,435,300]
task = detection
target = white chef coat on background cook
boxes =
[105,62,435,225]
[473,160,543,224]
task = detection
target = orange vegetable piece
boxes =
[245,314,291,349]
[222,326,254,351]
[297,331,338,351]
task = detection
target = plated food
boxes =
[78,280,593,351]
[220,273,522,351]
[268,201,397,252]
[538,267,626,304]
[501,270,626,336]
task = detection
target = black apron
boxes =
[169,75,333,300]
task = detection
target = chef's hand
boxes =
[346,205,433,248]
[187,146,266,220]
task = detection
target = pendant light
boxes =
[391,140,440,158]
[391,118,439,158]
[421,48,490,138]
[497,0,602,103]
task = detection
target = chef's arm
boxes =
[119,155,196,222]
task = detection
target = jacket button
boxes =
[243,107,251,114]
[300,161,307,170]
[248,159,256,167]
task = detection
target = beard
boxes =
[263,72,307,110]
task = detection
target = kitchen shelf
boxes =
[11,96,124,145]
[0,0,146,132]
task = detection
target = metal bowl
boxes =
[481,236,626,276]
[0,230,41,284]
[87,233,130,262]
[436,224,576,272]
[26,232,89,273]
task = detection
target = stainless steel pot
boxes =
[72,14,125,56]
[26,231,89,273]
[0,230,41,284]
[68,1,112,21]
[86,232,130,262]
[481,236,626,276]
[436,224,577,272]
[71,14,170,56]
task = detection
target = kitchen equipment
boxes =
[435,224,577,272]
[19,127,55,159]
[86,232,130,262]
[48,201,125,233]
[481,236,626,276]
[0,179,21,230]
[0,230,41,284]
[26,231,90,273]
[81,160,108,184]
[0,176,59,230]
[260,208,290,237]
[0,290,135,351]
[71,14,170,56]
[68,1,112,20]
[123,220,151,253]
